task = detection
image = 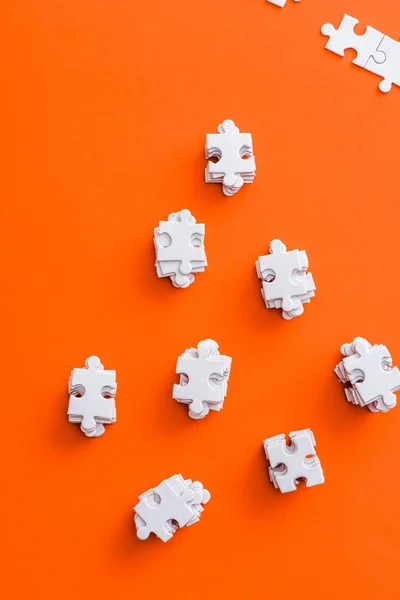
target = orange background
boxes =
[1,0,400,598]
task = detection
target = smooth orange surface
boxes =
[1,0,400,598]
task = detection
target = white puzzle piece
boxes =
[321,14,400,93]
[134,474,211,542]
[256,239,315,319]
[266,0,301,7]
[335,337,400,412]
[68,356,117,437]
[264,429,325,493]
[205,120,256,196]
[154,209,207,288]
[173,339,232,418]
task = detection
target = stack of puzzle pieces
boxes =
[256,239,315,320]
[67,356,117,437]
[205,119,256,196]
[154,209,207,288]
[264,429,325,493]
[173,339,232,419]
[134,474,210,542]
[335,337,400,413]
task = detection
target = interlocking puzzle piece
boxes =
[173,340,226,416]
[68,356,116,436]
[343,338,400,410]
[321,14,384,68]
[267,0,301,7]
[134,480,195,542]
[264,429,324,493]
[205,120,255,194]
[257,239,315,313]
[155,209,206,284]
[365,35,400,93]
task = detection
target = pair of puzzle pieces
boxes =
[256,239,315,320]
[173,339,232,419]
[335,337,400,413]
[205,120,256,196]
[266,0,301,7]
[154,209,207,288]
[321,14,400,93]
[68,356,117,437]
[264,429,324,493]
[134,474,210,542]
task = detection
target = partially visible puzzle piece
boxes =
[365,35,400,93]
[134,475,210,542]
[264,429,324,493]
[266,0,301,7]
[321,14,400,93]
[335,337,400,412]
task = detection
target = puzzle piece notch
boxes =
[321,14,385,67]
[256,239,315,315]
[266,0,301,7]
[173,339,232,418]
[68,356,116,436]
[264,429,324,493]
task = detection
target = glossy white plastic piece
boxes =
[173,339,232,419]
[154,209,207,288]
[205,120,255,196]
[67,356,116,437]
[255,239,315,320]
[134,475,211,542]
[264,429,325,493]
[335,337,400,412]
